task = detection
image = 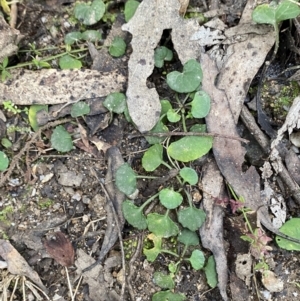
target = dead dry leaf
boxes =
[43,231,75,267]
[0,15,22,63]
[0,239,47,292]
[217,1,274,121]
[200,160,228,301]
[0,68,126,105]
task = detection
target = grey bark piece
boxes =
[200,160,228,301]
[0,15,22,63]
[122,0,201,132]
[217,1,274,122]
[98,147,125,262]
[0,68,126,105]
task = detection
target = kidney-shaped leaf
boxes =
[178,207,206,231]
[166,59,202,93]
[51,126,73,153]
[252,4,276,25]
[122,200,147,230]
[179,167,198,185]
[159,188,183,209]
[191,90,211,118]
[276,218,300,251]
[153,272,175,289]
[142,144,163,172]
[275,0,300,23]
[0,151,9,171]
[178,228,199,246]
[115,163,137,196]
[167,136,212,162]
[189,249,205,270]
[147,213,179,238]
[74,0,105,25]
[204,255,218,288]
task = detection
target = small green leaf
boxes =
[159,188,183,209]
[178,207,206,231]
[178,228,199,246]
[124,0,140,22]
[115,163,137,196]
[142,144,163,172]
[0,151,9,171]
[167,109,181,122]
[191,90,211,118]
[153,272,175,289]
[167,136,212,162]
[59,55,82,70]
[168,262,177,273]
[103,92,126,113]
[64,32,83,45]
[275,0,300,22]
[166,59,202,93]
[74,0,105,25]
[154,46,173,68]
[179,167,198,185]
[2,57,8,69]
[252,1,300,26]
[147,213,179,238]
[122,200,147,230]
[190,124,206,132]
[81,30,102,42]
[51,125,73,153]
[276,218,300,250]
[143,233,162,262]
[204,255,218,288]
[189,249,205,270]
[1,138,12,149]
[109,37,126,57]
[146,121,169,145]
[29,105,48,131]
[152,291,186,301]
[71,101,90,118]
[252,4,276,25]
[160,99,172,117]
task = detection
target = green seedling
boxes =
[252,0,300,54]
[154,46,173,68]
[3,100,22,114]
[204,255,218,288]
[71,101,90,118]
[103,92,127,114]
[1,138,12,149]
[166,59,202,93]
[50,125,73,153]
[0,151,9,171]
[0,57,11,81]
[74,0,106,26]
[124,0,140,22]
[65,30,102,45]
[111,57,216,299]
[59,54,82,70]
[109,36,127,57]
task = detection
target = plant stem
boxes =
[5,47,91,70]
[136,175,159,180]
[161,249,180,257]
[139,192,160,211]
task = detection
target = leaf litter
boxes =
[1,0,300,300]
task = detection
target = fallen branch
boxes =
[128,131,249,143]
